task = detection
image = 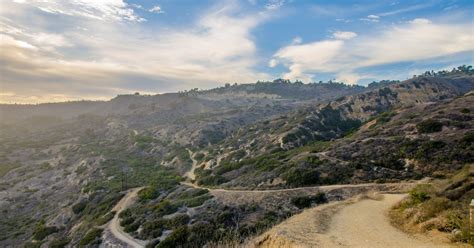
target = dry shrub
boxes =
[356,191,384,201]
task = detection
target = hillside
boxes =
[0,68,473,247]
[191,73,473,189]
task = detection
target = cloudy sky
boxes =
[0,0,473,103]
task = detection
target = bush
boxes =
[33,225,58,241]
[165,214,190,229]
[157,226,189,248]
[78,228,103,246]
[123,222,140,233]
[409,190,430,204]
[72,200,88,214]
[417,197,450,222]
[196,174,227,186]
[141,220,166,239]
[416,119,443,133]
[283,167,320,187]
[138,187,159,200]
[50,237,70,248]
[95,211,115,225]
[154,200,178,216]
[291,193,327,209]
[459,108,470,114]
[120,216,135,226]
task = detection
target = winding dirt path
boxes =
[183,149,197,181]
[107,187,147,248]
[256,194,456,248]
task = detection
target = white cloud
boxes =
[265,0,285,10]
[378,3,432,17]
[149,5,163,14]
[360,14,380,22]
[271,18,474,83]
[409,18,431,24]
[13,0,145,22]
[332,31,357,40]
[291,36,302,44]
[336,72,368,85]
[268,59,278,67]
[272,40,344,80]
[0,0,273,103]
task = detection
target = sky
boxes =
[0,0,473,104]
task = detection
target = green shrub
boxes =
[194,152,205,161]
[141,220,166,239]
[459,108,470,114]
[120,216,135,226]
[33,225,58,241]
[196,174,227,186]
[72,200,88,214]
[123,222,140,233]
[254,212,280,231]
[50,237,70,248]
[416,119,443,133]
[165,214,190,229]
[409,190,430,205]
[461,132,474,144]
[291,193,327,209]
[154,200,178,216]
[145,239,161,248]
[178,194,213,208]
[283,167,320,187]
[95,211,115,225]
[78,228,103,246]
[157,226,189,248]
[138,187,159,200]
[215,161,243,175]
[417,197,450,222]
[23,241,43,248]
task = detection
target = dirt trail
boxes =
[183,149,197,181]
[181,181,415,193]
[256,194,456,248]
[107,187,147,248]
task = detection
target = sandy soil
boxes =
[255,194,457,248]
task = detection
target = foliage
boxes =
[283,167,320,187]
[78,228,103,246]
[157,226,189,248]
[72,200,88,214]
[138,187,159,200]
[459,108,470,114]
[416,119,443,133]
[291,193,328,209]
[49,237,70,248]
[33,225,58,241]
[409,188,431,205]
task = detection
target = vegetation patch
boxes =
[291,193,328,209]
[78,228,103,246]
[416,119,443,133]
[33,223,58,241]
[390,165,474,246]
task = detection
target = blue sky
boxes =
[0,0,473,103]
